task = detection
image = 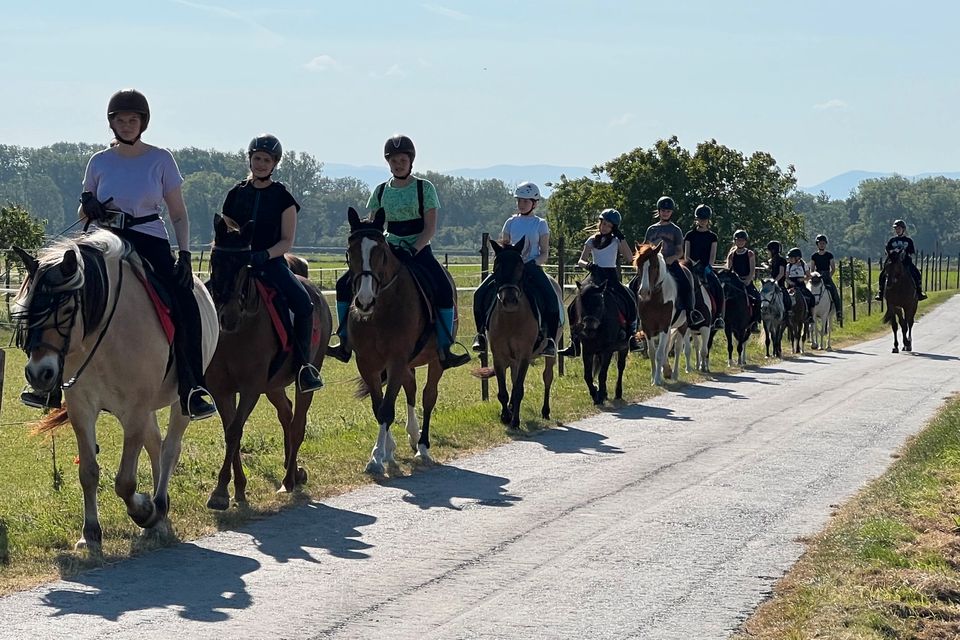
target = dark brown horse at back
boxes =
[882,249,917,353]
[204,214,332,509]
[346,207,459,475]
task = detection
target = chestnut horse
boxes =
[631,242,685,385]
[346,207,459,475]
[12,231,219,551]
[204,214,332,509]
[881,249,917,353]
[473,238,562,428]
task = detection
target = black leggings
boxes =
[257,257,313,319]
[116,229,205,405]
[473,262,560,336]
[667,261,694,311]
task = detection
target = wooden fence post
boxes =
[939,253,944,291]
[0,349,5,417]
[479,233,490,401]
[866,257,872,316]
[849,257,857,322]
[557,236,566,377]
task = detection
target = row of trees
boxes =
[2,139,958,258]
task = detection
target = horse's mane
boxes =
[633,243,677,304]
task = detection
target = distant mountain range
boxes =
[322,163,960,202]
[802,170,960,200]
[322,163,593,195]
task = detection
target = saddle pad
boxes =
[134,271,174,345]
[255,279,292,352]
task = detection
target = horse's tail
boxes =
[354,377,371,400]
[471,367,496,380]
[882,305,898,324]
[31,404,70,435]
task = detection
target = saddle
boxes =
[391,246,457,361]
[253,275,321,379]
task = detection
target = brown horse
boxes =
[204,214,332,509]
[473,238,562,428]
[786,286,809,354]
[12,231,219,551]
[631,242,685,385]
[346,207,458,475]
[882,249,917,353]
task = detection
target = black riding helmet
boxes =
[384,134,416,161]
[694,204,712,220]
[107,89,150,144]
[248,134,283,162]
[816,234,828,243]
[893,219,907,229]
[766,240,782,254]
[787,247,802,258]
[734,229,748,240]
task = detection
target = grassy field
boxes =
[0,287,955,595]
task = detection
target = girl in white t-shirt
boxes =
[472,182,558,357]
[785,247,816,310]
[558,208,641,356]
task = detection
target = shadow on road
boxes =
[830,348,877,356]
[747,366,802,375]
[388,466,521,511]
[672,384,746,400]
[249,502,377,563]
[707,372,776,386]
[536,424,623,456]
[609,404,693,423]
[42,546,259,622]
[906,352,960,361]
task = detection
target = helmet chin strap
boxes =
[111,127,140,146]
[249,159,274,183]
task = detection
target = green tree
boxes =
[0,204,47,277]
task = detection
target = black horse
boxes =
[569,276,628,405]
[716,268,753,367]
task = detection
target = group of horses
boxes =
[8,216,918,551]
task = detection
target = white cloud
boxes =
[813,99,849,111]
[172,0,282,43]
[609,113,634,127]
[304,55,340,72]
[421,3,470,20]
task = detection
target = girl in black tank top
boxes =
[731,250,751,278]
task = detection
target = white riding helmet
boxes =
[514,182,541,200]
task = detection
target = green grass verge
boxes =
[0,289,955,594]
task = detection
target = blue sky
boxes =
[2,0,958,186]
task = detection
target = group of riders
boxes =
[19,87,930,413]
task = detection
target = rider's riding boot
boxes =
[629,334,643,352]
[917,286,928,301]
[20,385,62,409]
[541,338,557,358]
[294,315,324,393]
[713,315,725,329]
[472,332,487,352]
[186,387,217,421]
[874,291,883,302]
[438,307,470,370]
[327,301,352,363]
[558,336,580,357]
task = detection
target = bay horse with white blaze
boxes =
[472,238,562,428]
[881,249,917,353]
[204,214,332,510]
[631,242,685,385]
[346,207,459,475]
[13,231,219,551]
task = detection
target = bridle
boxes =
[347,228,402,303]
[210,244,258,316]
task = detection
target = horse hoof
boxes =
[75,538,102,555]
[365,460,386,476]
[206,493,231,511]
[541,408,550,420]
[499,412,512,425]
[386,460,402,476]
[296,467,308,485]
[414,452,435,467]
[892,347,899,353]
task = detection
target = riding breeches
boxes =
[522,261,560,335]
[256,258,314,318]
[596,268,638,327]
[115,229,206,404]
[667,261,694,311]
[473,274,497,331]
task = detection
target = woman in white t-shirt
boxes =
[558,208,641,356]
[471,182,558,357]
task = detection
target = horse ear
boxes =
[654,241,663,254]
[513,236,526,254]
[489,239,502,254]
[373,208,386,230]
[347,207,361,230]
[575,280,582,290]
[12,246,39,278]
[60,249,78,278]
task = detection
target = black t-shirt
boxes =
[683,229,718,265]
[810,251,834,276]
[885,235,916,256]
[769,255,787,284]
[730,249,752,278]
[221,181,301,252]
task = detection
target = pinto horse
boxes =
[12,232,219,551]
[807,272,833,350]
[631,242,685,385]
[882,249,917,353]
[346,207,459,475]
[473,238,562,428]
[759,279,786,358]
[716,268,752,366]
[204,214,332,510]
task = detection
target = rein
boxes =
[63,260,124,389]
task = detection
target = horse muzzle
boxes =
[25,354,61,393]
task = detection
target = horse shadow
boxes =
[536,424,623,456]
[672,384,747,400]
[904,352,960,362]
[42,546,259,622]
[610,404,694,423]
[747,366,801,375]
[246,502,377,564]
[389,466,521,511]
[830,349,876,356]
[706,372,776,386]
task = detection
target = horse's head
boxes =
[633,241,663,302]
[884,249,907,278]
[209,213,259,332]
[577,278,610,338]
[490,237,527,311]
[759,279,782,318]
[346,207,396,317]
[808,271,823,290]
[11,244,86,394]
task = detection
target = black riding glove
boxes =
[80,191,115,222]
[250,250,270,267]
[174,250,194,290]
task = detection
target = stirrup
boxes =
[541,338,557,358]
[20,387,62,410]
[917,291,928,301]
[629,336,644,352]
[297,364,324,393]
[713,317,725,329]
[440,345,471,370]
[558,342,579,357]
[874,292,883,301]
[327,339,352,363]
[471,333,487,353]
[690,310,706,325]
[187,387,217,421]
